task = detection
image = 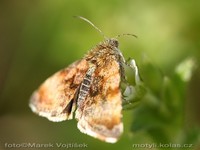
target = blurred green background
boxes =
[0,0,200,150]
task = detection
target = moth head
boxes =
[105,34,137,48]
[106,38,119,48]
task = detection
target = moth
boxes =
[29,16,139,143]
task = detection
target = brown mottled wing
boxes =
[29,59,89,122]
[75,59,123,143]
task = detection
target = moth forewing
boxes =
[29,59,89,121]
[75,40,124,143]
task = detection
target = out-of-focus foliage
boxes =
[0,0,200,150]
[131,57,199,150]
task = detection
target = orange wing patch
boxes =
[29,59,89,121]
[75,57,123,143]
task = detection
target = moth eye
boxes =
[109,39,119,47]
[113,40,119,47]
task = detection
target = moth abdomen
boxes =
[77,66,96,105]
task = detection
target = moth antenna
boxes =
[74,16,106,39]
[115,33,138,39]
